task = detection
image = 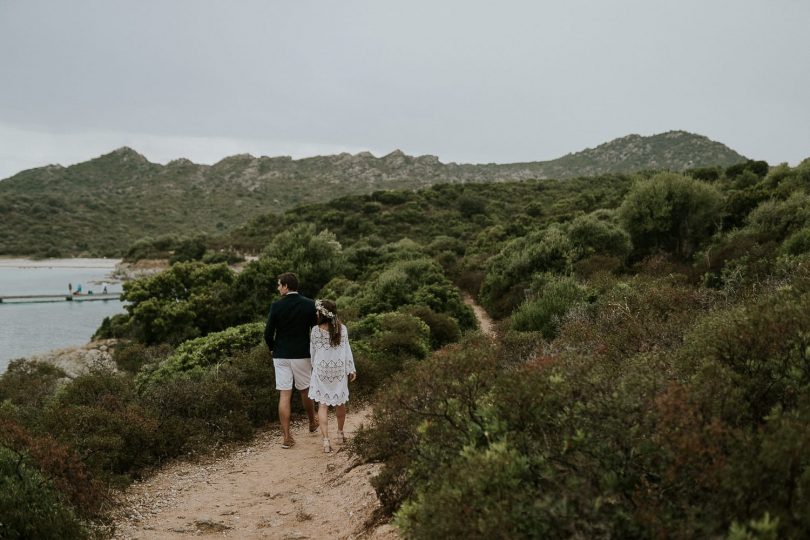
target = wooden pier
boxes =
[0,293,121,304]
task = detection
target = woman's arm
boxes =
[343,326,356,381]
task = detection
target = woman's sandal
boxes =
[323,438,332,453]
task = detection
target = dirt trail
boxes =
[111,296,493,539]
[112,409,395,539]
[463,293,496,337]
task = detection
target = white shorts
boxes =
[273,357,312,391]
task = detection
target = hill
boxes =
[0,131,746,257]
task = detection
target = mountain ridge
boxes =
[0,131,748,257]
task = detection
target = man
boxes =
[264,272,318,448]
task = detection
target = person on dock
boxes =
[68,282,72,294]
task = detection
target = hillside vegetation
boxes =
[0,131,745,257]
[6,152,810,538]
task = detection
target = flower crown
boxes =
[315,299,336,319]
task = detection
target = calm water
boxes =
[0,259,125,372]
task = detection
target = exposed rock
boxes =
[25,339,118,377]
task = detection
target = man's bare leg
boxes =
[300,389,318,432]
[278,389,293,445]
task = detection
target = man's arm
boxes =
[264,303,276,353]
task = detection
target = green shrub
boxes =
[136,322,264,390]
[258,223,347,298]
[746,192,810,241]
[782,228,810,256]
[122,261,240,344]
[141,372,253,456]
[201,250,243,265]
[0,360,66,410]
[567,209,631,261]
[124,234,178,262]
[112,342,172,374]
[479,225,574,318]
[399,305,461,349]
[354,334,500,514]
[457,194,488,216]
[681,290,810,427]
[0,418,106,518]
[169,236,207,264]
[0,446,86,540]
[216,346,278,426]
[351,312,430,361]
[396,442,548,539]
[93,313,132,340]
[618,172,723,260]
[511,274,589,338]
[722,186,771,229]
[43,369,158,482]
[349,258,475,329]
[556,275,716,364]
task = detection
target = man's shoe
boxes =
[309,420,319,433]
[281,438,295,449]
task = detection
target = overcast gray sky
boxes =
[1,0,808,179]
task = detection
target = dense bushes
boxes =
[479,225,573,317]
[0,445,86,540]
[122,261,240,344]
[510,274,589,338]
[136,322,264,390]
[356,256,810,537]
[341,257,476,330]
[9,157,810,536]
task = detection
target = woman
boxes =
[309,299,357,453]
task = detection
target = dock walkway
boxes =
[0,294,121,304]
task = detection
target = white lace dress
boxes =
[308,324,355,406]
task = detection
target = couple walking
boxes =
[263,272,357,453]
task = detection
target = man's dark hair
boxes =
[277,272,299,291]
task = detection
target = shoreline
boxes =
[0,257,121,269]
[0,257,139,376]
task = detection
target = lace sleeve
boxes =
[342,325,355,374]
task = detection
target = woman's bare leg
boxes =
[336,404,347,433]
[318,403,329,440]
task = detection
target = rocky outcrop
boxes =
[26,340,118,378]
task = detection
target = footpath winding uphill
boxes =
[112,296,495,539]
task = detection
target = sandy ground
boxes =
[111,409,397,540]
[463,293,496,337]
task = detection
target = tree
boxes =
[122,262,239,344]
[618,172,723,260]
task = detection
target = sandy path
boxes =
[463,293,496,337]
[111,296,492,538]
[112,409,396,539]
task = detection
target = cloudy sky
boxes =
[1,0,808,179]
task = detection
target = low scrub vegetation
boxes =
[5,158,810,537]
